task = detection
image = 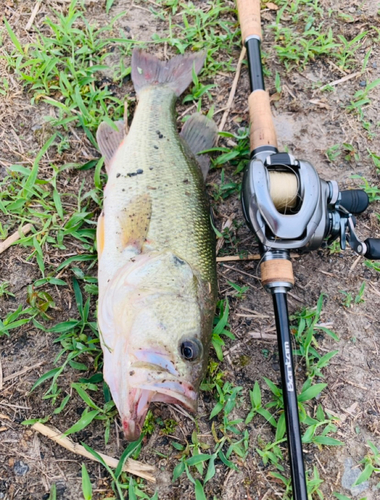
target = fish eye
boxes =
[180,339,202,362]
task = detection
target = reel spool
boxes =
[245,152,379,259]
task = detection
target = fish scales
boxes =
[103,86,215,285]
[96,49,218,441]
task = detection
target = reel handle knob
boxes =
[340,190,369,214]
[364,238,380,260]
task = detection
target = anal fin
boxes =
[97,210,105,258]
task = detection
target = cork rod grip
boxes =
[249,90,278,151]
[236,0,262,42]
[261,259,294,288]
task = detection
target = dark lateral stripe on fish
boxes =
[131,49,206,97]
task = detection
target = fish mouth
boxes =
[121,350,197,441]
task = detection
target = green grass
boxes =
[1,0,379,498]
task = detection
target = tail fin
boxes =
[131,49,206,97]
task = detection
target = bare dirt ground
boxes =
[1,1,380,499]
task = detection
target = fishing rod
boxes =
[235,1,380,499]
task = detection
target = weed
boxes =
[226,280,249,299]
[211,169,241,201]
[275,71,282,93]
[353,441,380,488]
[211,299,235,361]
[81,463,93,500]
[351,175,380,202]
[183,64,215,109]
[83,437,148,500]
[326,144,341,163]
[368,150,380,170]
[347,78,380,132]
[151,0,239,76]
[290,294,339,378]
[342,143,360,163]
[4,0,129,135]
[210,129,250,174]
[335,32,368,70]
[0,281,14,298]
[340,282,365,308]
[365,260,380,273]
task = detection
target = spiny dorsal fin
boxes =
[131,49,206,97]
[96,120,126,172]
[180,113,218,179]
[119,193,152,252]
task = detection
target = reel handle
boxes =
[364,239,380,260]
[340,190,369,215]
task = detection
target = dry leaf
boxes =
[266,2,279,10]
[309,99,330,110]
[270,92,281,102]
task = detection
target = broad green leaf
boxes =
[48,320,80,333]
[4,18,24,53]
[115,434,144,479]
[298,383,327,402]
[172,461,185,482]
[218,450,238,470]
[186,454,211,466]
[333,494,352,500]
[106,0,115,14]
[81,463,93,500]
[24,134,57,196]
[171,441,185,451]
[69,361,89,371]
[56,254,96,272]
[64,409,99,436]
[353,463,374,486]
[302,425,316,443]
[22,415,50,425]
[72,277,83,314]
[53,188,64,220]
[204,455,216,483]
[128,478,137,500]
[53,395,71,414]
[251,381,261,408]
[275,413,286,441]
[313,436,344,446]
[263,377,282,398]
[316,404,325,422]
[209,402,223,419]
[72,384,102,411]
[31,367,63,392]
[194,480,206,500]
[81,442,115,478]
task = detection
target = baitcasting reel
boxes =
[241,149,380,261]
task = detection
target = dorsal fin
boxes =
[180,113,218,179]
[96,120,126,172]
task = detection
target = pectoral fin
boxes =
[119,194,152,252]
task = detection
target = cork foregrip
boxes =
[236,0,262,42]
[261,259,294,287]
[249,90,278,150]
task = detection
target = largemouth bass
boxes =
[96,49,218,441]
